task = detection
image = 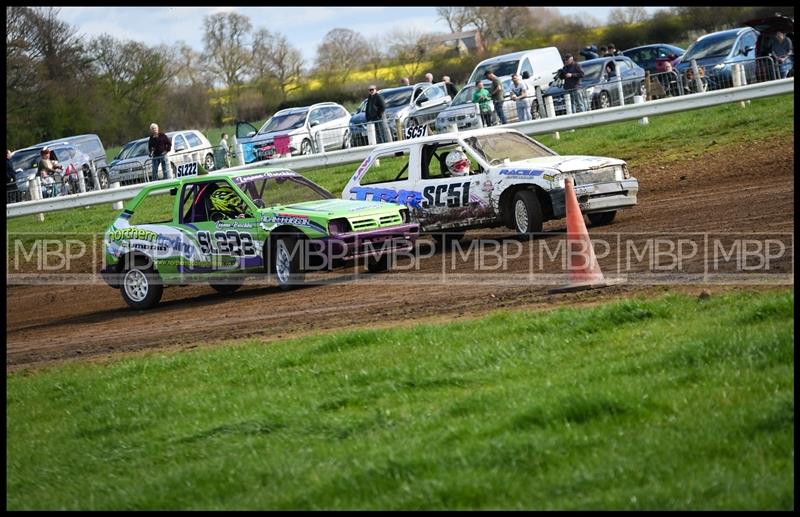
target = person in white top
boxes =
[219,133,231,169]
[509,74,531,122]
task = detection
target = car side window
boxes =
[360,150,411,185]
[737,32,757,55]
[521,58,534,79]
[309,109,323,125]
[181,180,248,223]
[173,135,188,152]
[335,107,348,120]
[185,132,203,149]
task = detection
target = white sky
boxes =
[57,6,667,64]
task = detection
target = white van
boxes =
[436,47,564,131]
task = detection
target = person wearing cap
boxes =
[365,85,392,144]
[607,43,622,56]
[147,123,172,181]
[559,53,586,113]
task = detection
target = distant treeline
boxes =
[5,6,792,150]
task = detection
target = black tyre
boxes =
[587,211,617,227]
[210,278,244,294]
[511,190,543,234]
[271,235,305,290]
[366,253,389,273]
[300,139,313,155]
[120,264,163,310]
[342,130,351,150]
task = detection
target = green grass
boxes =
[9,94,794,248]
[6,289,794,509]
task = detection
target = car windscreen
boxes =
[452,85,477,105]
[463,132,554,165]
[11,149,41,170]
[259,111,308,134]
[683,33,739,61]
[469,60,519,83]
[381,88,413,108]
[233,172,333,207]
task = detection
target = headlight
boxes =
[585,86,595,96]
[714,63,725,70]
[328,218,350,235]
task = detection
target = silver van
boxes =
[435,47,564,131]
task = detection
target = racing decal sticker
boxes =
[197,230,259,256]
[498,168,545,177]
[233,170,298,184]
[216,220,259,229]
[350,186,424,208]
[108,227,158,242]
[260,214,327,234]
[351,155,374,182]
[421,181,471,208]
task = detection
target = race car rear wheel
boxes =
[512,191,543,234]
[588,211,617,226]
[272,235,305,290]
[121,264,163,310]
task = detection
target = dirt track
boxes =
[6,137,794,371]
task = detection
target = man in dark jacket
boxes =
[7,149,17,188]
[560,54,587,113]
[365,85,392,144]
[148,123,172,181]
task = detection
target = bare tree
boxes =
[201,12,253,92]
[608,7,649,26]
[386,28,435,80]
[170,41,211,88]
[363,39,385,82]
[436,7,471,33]
[251,28,304,102]
[315,28,368,85]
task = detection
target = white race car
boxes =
[342,127,638,234]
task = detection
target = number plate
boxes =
[404,125,427,140]
[176,162,199,177]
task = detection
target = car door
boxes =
[412,140,495,231]
[177,178,262,277]
[411,83,450,127]
[344,145,419,213]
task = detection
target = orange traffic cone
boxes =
[548,177,623,293]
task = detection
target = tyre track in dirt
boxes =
[6,137,794,370]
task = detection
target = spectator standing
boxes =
[472,80,494,127]
[580,45,599,60]
[6,150,16,187]
[148,123,171,181]
[607,43,622,56]
[400,77,410,86]
[37,147,62,197]
[599,45,609,57]
[771,31,794,78]
[219,132,231,168]
[484,71,507,124]
[424,72,434,82]
[560,53,586,113]
[365,85,392,144]
[443,75,459,98]
[509,74,531,121]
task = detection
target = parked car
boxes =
[433,78,515,133]
[342,127,638,235]
[542,56,646,115]
[234,102,351,164]
[40,134,111,189]
[349,82,452,145]
[11,143,94,198]
[622,44,685,73]
[108,130,214,185]
[744,14,795,79]
[676,27,759,89]
[101,167,420,309]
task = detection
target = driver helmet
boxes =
[446,148,470,176]
[209,186,244,217]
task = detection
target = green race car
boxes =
[101,168,420,309]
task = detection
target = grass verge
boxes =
[6,289,794,509]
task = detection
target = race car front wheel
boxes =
[272,235,305,290]
[512,191,543,235]
[210,277,244,294]
[588,211,616,227]
[121,265,163,310]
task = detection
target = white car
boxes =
[234,102,352,164]
[342,127,639,234]
[108,130,214,185]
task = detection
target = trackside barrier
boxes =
[6,78,794,219]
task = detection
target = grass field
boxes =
[6,289,794,509]
[12,92,792,244]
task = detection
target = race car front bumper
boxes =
[550,178,639,219]
[320,223,420,262]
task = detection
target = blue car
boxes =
[542,56,646,115]
[622,44,685,73]
[676,27,759,90]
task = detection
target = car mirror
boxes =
[247,131,256,137]
[310,120,320,127]
[743,46,754,55]
[169,187,178,196]
[174,144,186,152]
[521,71,530,79]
